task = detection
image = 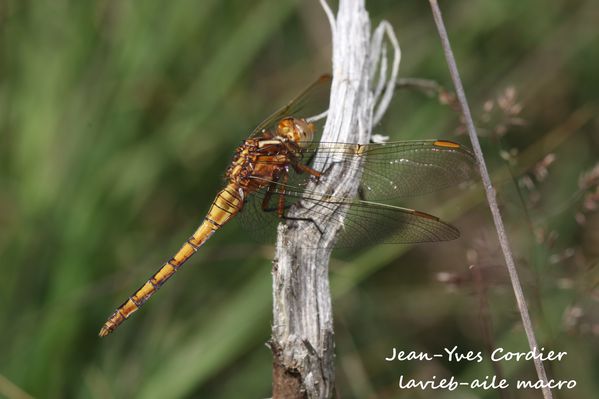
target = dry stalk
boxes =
[270,0,399,397]
[428,2,553,398]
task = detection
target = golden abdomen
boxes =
[206,183,244,225]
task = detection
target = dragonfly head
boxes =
[277,117,314,148]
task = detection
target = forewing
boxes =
[298,140,477,201]
[249,74,332,139]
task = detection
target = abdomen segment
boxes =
[99,184,243,337]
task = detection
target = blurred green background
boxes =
[1,0,598,398]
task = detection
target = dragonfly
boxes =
[99,74,477,337]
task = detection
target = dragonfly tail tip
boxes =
[98,326,111,338]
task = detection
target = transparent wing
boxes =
[248,140,477,201]
[249,74,332,139]
[315,139,477,200]
[237,177,460,249]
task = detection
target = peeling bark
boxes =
[270,1,399,398]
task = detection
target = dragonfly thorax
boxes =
[275,117,314,148]
[225,138,291,195]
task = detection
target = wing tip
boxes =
[433,140,477,172]
[411,210,462,242]
[412,210,440,221]
[447,224,461,240]
[433,139,462,149]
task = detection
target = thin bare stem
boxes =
[470,264,511,399]
[428,2,553,398]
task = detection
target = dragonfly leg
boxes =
[277,143,321,178]
[276,170,289,218]
[261,167,284,211]
[259,169,325,235]
[291,160,322,178]
[280,213,324,236]
[280,171,325,234]
[260,188,293,213]
[261,183,276,211]
[259,169,292,217]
